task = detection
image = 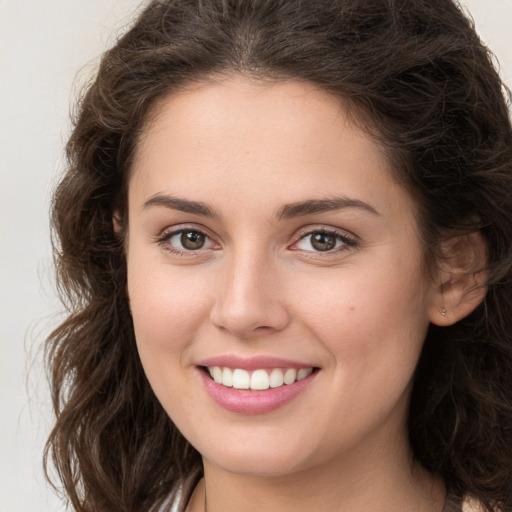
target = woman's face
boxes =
[126,77,441,477]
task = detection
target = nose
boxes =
[209,251,290,339]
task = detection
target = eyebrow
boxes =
[143,193,380,219]
[143,194,220,219]
[276,197,380,219]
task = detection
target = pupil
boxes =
[311,232,336,251]
[181,231,205,250]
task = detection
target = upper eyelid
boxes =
[155,225,219,252]
[292,224,357,241]
[156,226,220,256]
[288,226,359,255]
[158,223,215,240]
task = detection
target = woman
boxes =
[44,0,512,511]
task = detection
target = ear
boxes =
[429,232,488,326]
[113,211,123,234]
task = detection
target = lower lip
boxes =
[198,369,317,415]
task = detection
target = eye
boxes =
[292,229,355,253]
[158,228,218,254]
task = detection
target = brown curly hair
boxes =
[45,0,512,511]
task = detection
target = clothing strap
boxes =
[443,490,463,512]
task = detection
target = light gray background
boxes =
[1,1,511,510]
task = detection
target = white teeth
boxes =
[283,368,297,385]
[222,367,233,387]
[232,369,250,389]
[269,368,284,388]
[297,368,313,381]
[207,366,314,390]
[212,366,223,384]
[250,369,270,390]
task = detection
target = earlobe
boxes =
[429,269,488,326]
[429,232,488,327]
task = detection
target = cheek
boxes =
[295,258,428,324]
[292,266,430,439]
[291,258,431,379]
[127,256,213,364]
[126,258,216,423]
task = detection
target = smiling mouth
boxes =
[204,366,318,390]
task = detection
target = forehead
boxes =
[130,77,413,220]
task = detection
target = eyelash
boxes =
[155,225,358,256]
[291,228,357,255]
[156,226,219,256]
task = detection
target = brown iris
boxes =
[180,231,206,250]
[310,232,337,251]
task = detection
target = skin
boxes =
[125,76,480,512]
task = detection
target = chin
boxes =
[197,434,315,478]
[206,453,307,478]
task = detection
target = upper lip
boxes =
[198,355,318,371]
